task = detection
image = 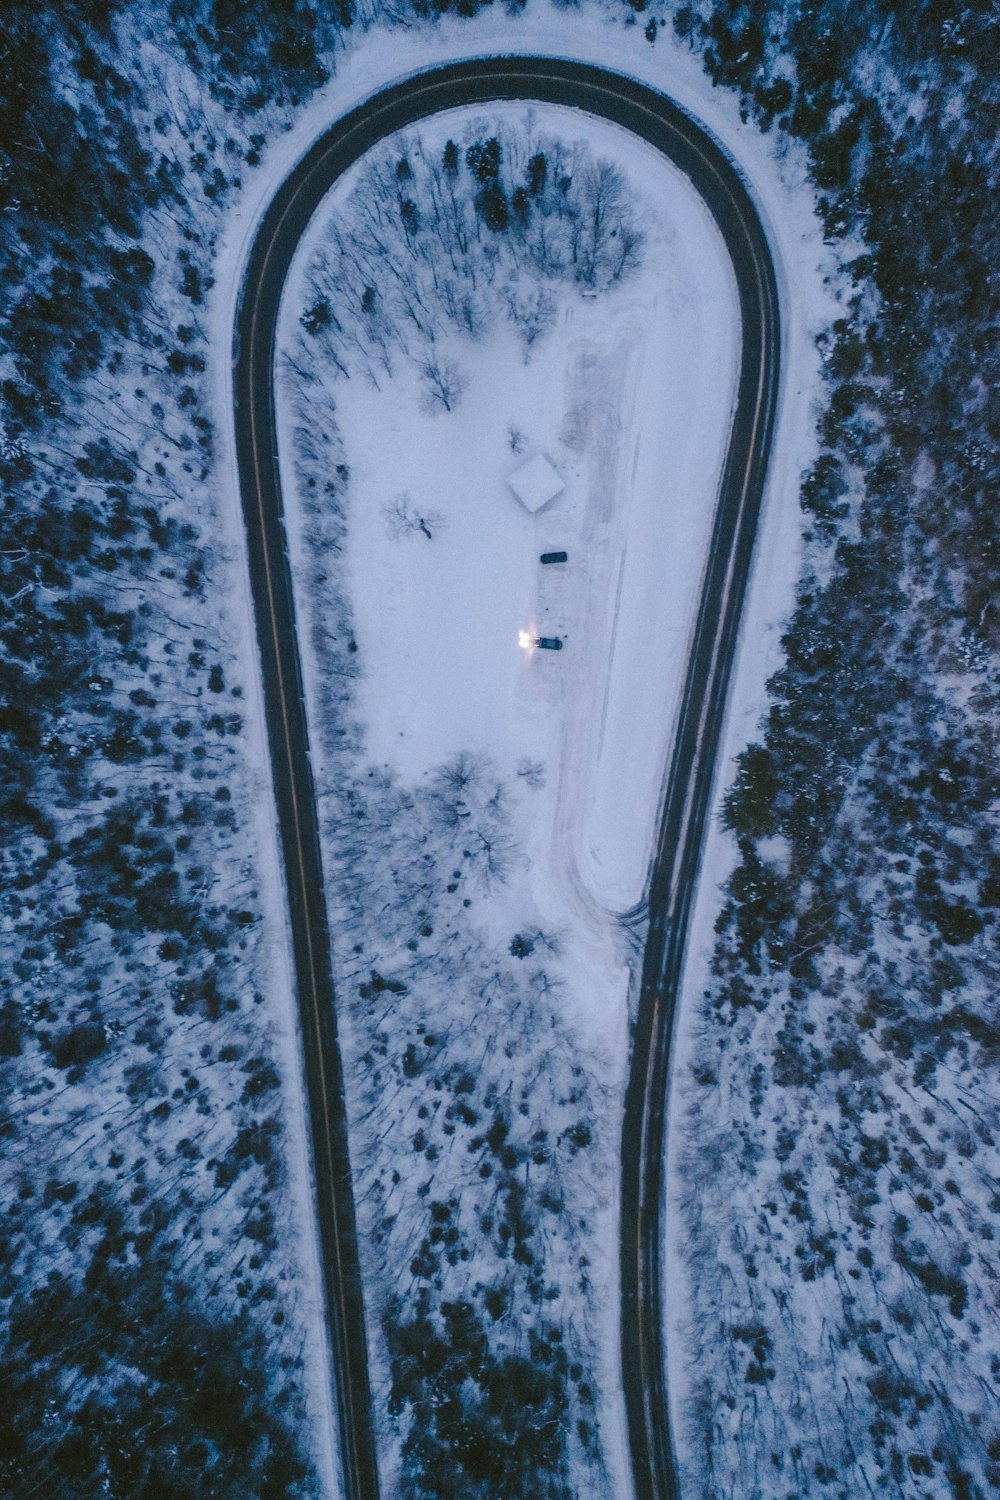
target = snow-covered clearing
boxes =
[212,5,835,1065]
[298,100,737,966]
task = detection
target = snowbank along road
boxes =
[233,56,779,1500]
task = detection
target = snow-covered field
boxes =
[289,101,738,1003]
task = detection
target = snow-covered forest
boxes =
[668,4,1000,1497]
[1,0,996,1497]
[0,5,359,1494]
[295,125,643,391]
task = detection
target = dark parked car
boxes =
[540,550,568,564]
[536,636,563,651]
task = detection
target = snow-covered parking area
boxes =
[280,102,738,1041]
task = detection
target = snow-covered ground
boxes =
[288,101,738,989]
[214,1,837,1077]
[207,9,837,1491]
[274,97,742,1493]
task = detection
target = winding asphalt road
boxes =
[233,57,779,1500]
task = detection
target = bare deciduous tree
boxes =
[576,160,644,288]
[418,353,467,414]
[465,825,519,889]
[502,283,557,354]
[435,750,487,795]
[382,491,444,541]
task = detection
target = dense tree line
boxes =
[298,122,644,399]
[0,2,353,1491]
[666,2,1000,1496]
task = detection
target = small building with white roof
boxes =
[507,452,565,514]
